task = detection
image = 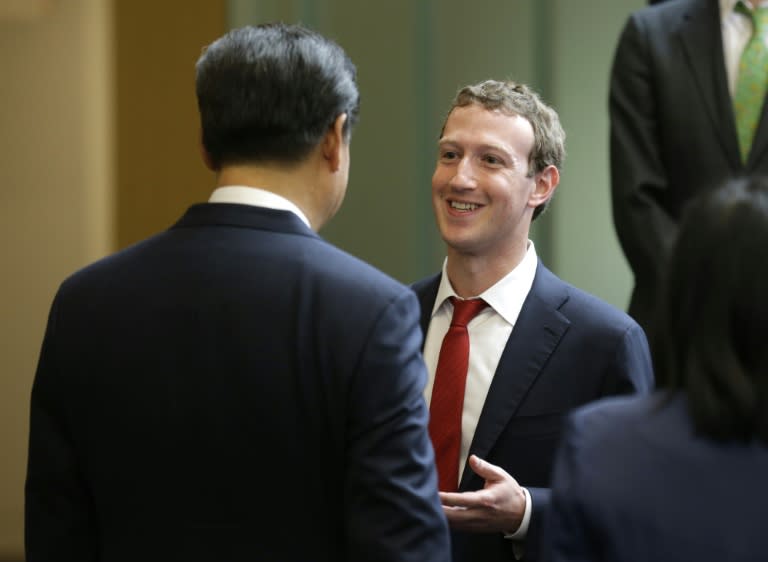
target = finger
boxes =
[440,490,487,509]
[468,455,509,481]
[443,505,488,532]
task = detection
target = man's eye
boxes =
[441,151,458,160]
[484,155,502,165]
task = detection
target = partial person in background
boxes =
[610,0,768,343]
[24,23,450,562]
[546,176,768,562]
[411,79,654,562]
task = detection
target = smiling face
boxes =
[432,103,554,265]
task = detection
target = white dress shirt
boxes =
[423,241,538,539]
[208,185,311,228]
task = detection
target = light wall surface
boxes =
[548,0,646,309]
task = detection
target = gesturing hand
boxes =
[439,455,527,534]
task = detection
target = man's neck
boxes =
[445,243,529,298]
[215,162,318,227]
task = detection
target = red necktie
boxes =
[429,296,488,492]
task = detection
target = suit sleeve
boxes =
[541,415,597,562]
[343,289,451,562]
[25,292,99,562]
[610,14,678,303]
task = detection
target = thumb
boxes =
[468,455,507,481]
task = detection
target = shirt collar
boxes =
[208,185,312,228]
[723,0,768,14]
[432,240,538,326]
[722,0,740,15]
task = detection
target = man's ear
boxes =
[321,113,348,172]
[529,164,560,207]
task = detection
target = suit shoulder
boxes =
[306,238,413,299]
[58,233,166,293]
[566,394,663,447]
[615,0,701,53]
[572,393,658,425]
[557,278,643,334]
[630,0,698,24]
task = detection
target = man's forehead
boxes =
[440,105,534,148]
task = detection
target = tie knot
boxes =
[449,297,487,327]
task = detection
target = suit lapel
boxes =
[413,274,441,339]
[677,0,743,168]
[459,264,570,491]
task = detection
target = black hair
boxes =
[196,23,360,169]
[654,176,768,443]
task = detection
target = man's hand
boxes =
[439,455,527,534]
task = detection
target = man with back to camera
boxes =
[24,23,451,562]
[411,79,654,562]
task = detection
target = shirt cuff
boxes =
[503,486,531,540]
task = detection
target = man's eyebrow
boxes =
[478,143,512,154]
[436,138,516,160]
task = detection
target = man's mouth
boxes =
[450,201,480,212]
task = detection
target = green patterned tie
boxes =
[734,2,768,163]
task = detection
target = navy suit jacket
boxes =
[26,203,450,562]
[610,0,768,339]
[412,263,654,562]
[546,392,768,561]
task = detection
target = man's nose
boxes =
[449,158,477,189]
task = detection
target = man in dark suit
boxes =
[412,79,654,562]
[24,23,450,562]
[610,0,768,342]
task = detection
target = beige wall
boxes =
[114,0,225,248]
[0,0,112,556]
[0,0,225,556]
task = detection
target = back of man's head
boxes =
[196,23,360,170]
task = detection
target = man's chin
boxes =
[443,237,482,257]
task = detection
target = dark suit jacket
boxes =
[26,203,450,562]
[610,0,768,339]
[412,263,654,562]
[545,392,768,561]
